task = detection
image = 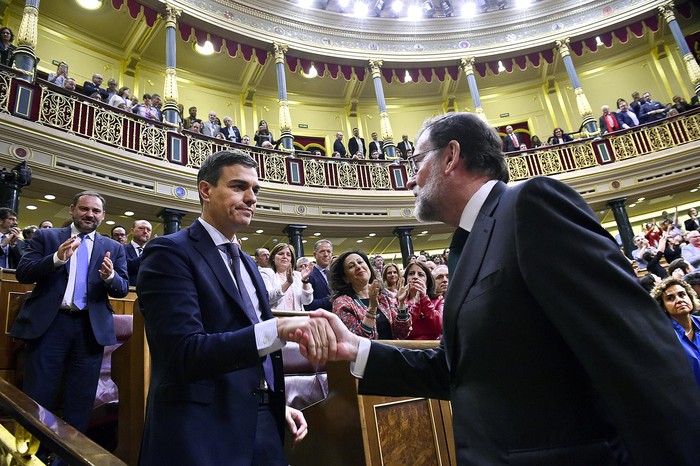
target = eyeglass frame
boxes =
[407,146,444,175]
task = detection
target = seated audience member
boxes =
[530,135,544,148]
[215,132,225,140]
[63,78,77,92]
[684,272,700,298]
[132,94,160,121]
[639,273,661,292]
[83,74,109,101]
[667,108,680,117]
[0,27,16,66]
[220,116,242,142]
[400,261,443,340]
[549,127,573,145]
[672,96,692,114]
[424,260,437,271]
[202,111,221,137]
[616,99,640,128]
[382,262,402,301]
[182,106,201,129]
[432,264,449,297]
[632,235,649,271]
[259,243,313,311]
[48,62,69,87]
[665,234,684,263]
[22,225,37,242]
[639,91,667,124]
[188,121,202,134]
[108,86,131,110]
[331,151,341,158]
[241,135,251,145]
[261,140,274,149]
[642,232,669,279]
[650,277,700,388]
[669,258,694,280]
[599,105,622,134]
[312,150,323,156]
[682,231,700,269]
[38,220,53,229]
[369,151,380,160]
[330,250,411,340]
[296,256,312,272]
[685,207,700,232]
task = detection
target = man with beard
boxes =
[311,112,700,465]
[11,191,129,436]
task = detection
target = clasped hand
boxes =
[278,311,361,365]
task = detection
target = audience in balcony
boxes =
[684,207,700,232]
[502,125,523,152]
[348,127,366,158]
[672,95,693,114]
[108,86,131,110]
[682,230,700,269]
[254,120,275,147]
[188,121,202,134]
[151,94,163,121]
[548,127,573,145]
[132,94,161,122]
[182,106,201,129]
[397,134,413,159]
[241,134,251,145]
[640,91,668,124]
[259,242,313,311]
[0,27,15,67]
[220,116,242,142]
[400,261,443,340]
[332,131,346,157]
[106,78,118,101]
[630,91,643,117]
[47,62,69,87]
[330,250,411,340]
[530,135,544,148]
[63,78,77,92]
[202,111,221,137]
[83,74,109,101]
[616,99,639,127]
[599,105,622,134]
[369,131,383,158]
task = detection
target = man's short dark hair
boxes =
[197,150,258,204]
[668,258,691,276]
[0,207,17,221]
[72,191,106,210]
[684,272,700,288]
[111,225,126,235]
[417,112,509,183]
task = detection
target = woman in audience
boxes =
[651,277,700,388]
[400,261,443,340]
[330,250,411,340]
[381,262,402,300]
[531,135,544,148]
[0,27,15,66]
[549,127,573,145]
[108,86,131,110]
[254,120,275,147]
[642,231,669,278]
[259,242,313,311]
[48,62,69,87]
[664,235,684,263]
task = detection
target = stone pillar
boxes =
[659,1,700,100]
[274,43,294,153]
[283,224,307,258]
[392,226,414,268]
[607,198,635,260]
[157,208,188,235]
[369,59,397,160]
[161,4,181,126]
[460,57,487,122]
[555,38,598,136]
[12,0,40,82]
[0,162,32,212]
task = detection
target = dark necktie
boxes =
[447,228,469,277]
[73,233,89,310]
[136,246,143,257]
[220,242,274,391]
[0,234,7,268]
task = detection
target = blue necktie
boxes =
[73,233,89,310]
[222,242,275,391]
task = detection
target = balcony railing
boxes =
[2,66,699,190]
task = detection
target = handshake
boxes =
[276,310,360,365]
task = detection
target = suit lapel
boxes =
[443,181,506,371]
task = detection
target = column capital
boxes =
[555,38,571,58]
[162,3,182,28]
[460,57,475,75]
[658,1,676,23]
[369,59,383,78]
[273,42,288,63]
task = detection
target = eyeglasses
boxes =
[407,147,443,175]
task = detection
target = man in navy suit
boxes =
[615,99,639,128]
[368,132,384,159]
[137,150,335,465]
[305,239,333,311]
[315,112,700,465]
[124,219,151,286]
[11,191,129,434]
[220,116,242,142]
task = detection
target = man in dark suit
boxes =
[333,131,347,157]
[221,116,242,143]
[685,207,700,232]
[0,207,24,268]
[347,127,366,158]
[397,134,413,159]
[137,150,334,465]
[639,91,667,124]
[124,219,152,286]
[502,125,522,151]
[304,239,333,311]
[10,191,129,434]
[368,131,384,159]
[82,74,109,101]
[314,112,700,465]
[615,99,639,128]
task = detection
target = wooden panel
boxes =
[374,399,440,465]
[0,271,34,376]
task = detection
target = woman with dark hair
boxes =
[0,27,15,66]
[400,261,443,340]
[259,242,313,311]
[531,135,544,148]
[330,250,411,340]
[381,262,401,300]
[650,277,700,387]
[549,127,573,145]
[253,120,275,147]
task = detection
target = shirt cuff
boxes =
[103,270,115,284]
[255,317,285,356]
[350,337,371,378]
[53,251,67,267]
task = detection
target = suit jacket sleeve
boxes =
[514,177,700,465]
[15,231,62,284]
[137,236,261,383]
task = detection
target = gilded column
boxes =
[369,59,397,160]
[274,42,294,153]
[12,0,40,81]
[659,1,700,99]
[460,57,487,122]
[555,38,598,136]
[162,4,181,127]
